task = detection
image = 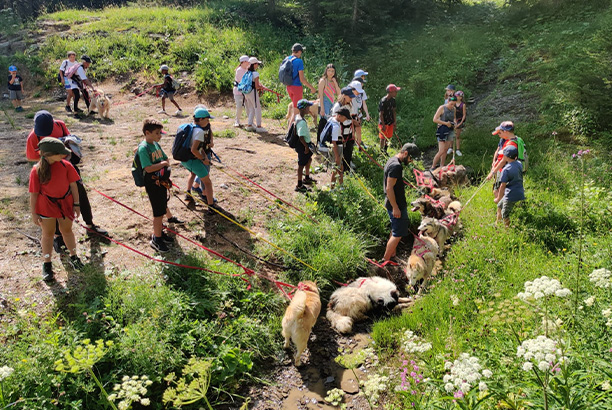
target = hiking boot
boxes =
[303,175,316,185]
[53,236,67,254]
[295,184,310,193]
[255,127,267,133]
[456,150,463,157]
[86,224,108,236]
[69,255,85,270]
[16,106,23,112]
[150,235,169,253]
[42,262,54,282]
[65,105,72,113]
[161,231,175,244]
[74,107,84,113]
[167,216,185,224]
[447,148,453,155]
[207,203,222,215]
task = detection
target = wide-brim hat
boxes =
[38,137,70,156]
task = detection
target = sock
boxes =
[297,180,303,186]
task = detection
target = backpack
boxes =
[237,71,254,94]
[285,118,304,148]
[320,120,338,146]
[317,116,328,144]
[278,56,296,86]
[172,123,199,162]
[132,146,148,187]
[515,136,526,161]
[64,63,82,80]
[171,77,180,90]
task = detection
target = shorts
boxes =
[378,123,394,140]
[436,125,453,142]
[323,98,333,117]
[493,171,502,192]
[497,198,517,219]
[9,90,23,100]
[295,144,314,166]
[447,130,456,142]
[331,143,344,170]
[286,85,303,108]
[181,158,209,178]
[387,207,409,237]
[144,177,169,217]
[160,89,176,99]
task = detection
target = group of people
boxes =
[431,84,468,171]
[58,52,95,114]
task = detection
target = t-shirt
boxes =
[496,138,519,162]
[138,140,167,171]
[69,66,87,90]
[383,156,406,210]
[500,160,525,202]
[192,124,212,153]
[233,66,247,96]
[162,74,175,92]
[59,59,78,73]
[378,96,396,125]
[290,57,304,87]
[29,160,80,217]
[331,102,352,139]
[26,120,70,161]
[295,115,311,144]
[8,75,23,91]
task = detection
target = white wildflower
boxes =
[325,388,344,407]
[0,366,14,381]
[479,382,488,392]
[443,353,492,397]
[482,369,493,378]
[517,336,566,374]
[517,276,571,301]
[451,294,460,306]
[522,362,533,371]
[589,268,612,288]
[602,381,612,391]
[360,373,388,405]
[445,383,455,393]
[108,375,152,409]
[401,330,432,354]
[584,296,595,307]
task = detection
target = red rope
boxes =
[259,85,282,103]
[111,85,157,107]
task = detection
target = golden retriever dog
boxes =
[90,89,111,119]
[411,197,446,219]
[327,276,399,334]
[418,217,451,257]
[281,281,321,366]
[405,235,439,293]
[421,186,454,200]
[285,99,320,128]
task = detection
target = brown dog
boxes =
[405,235,439,294]
[281,281,321,366]
[285,99,320,129]
[90,89,111,119]
[411,197,446,219]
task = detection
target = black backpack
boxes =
[285,120,301,148]
[172,123,198,162]
[132,147,147,187]
[320,120,337,145]
[317,117,328,144]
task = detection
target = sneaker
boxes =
[167,216,185,224]
[207,203,222,215]
[160,231,175,244]
[233,122,241,128]
[42,262,54,282]
[303,176,317,185]
[447,148,453,155]
[175,109,183,116]
[295,185,310,193]
[86,224,108,236]
[53,236,67,254]
[74,107,84,113]
[150,235,169,253]
[65,105,72,113]
[69,255,84,270]
[255,127,267,133]
[456,150,463,157]
[16,106,23,112]
[245,125,256,132]
[158,109,166,114]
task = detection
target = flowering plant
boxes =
[602,307,612,327]
[517,276,571,301]
[0,365,14,407]
[589,268,612,289]
[325,388,345,407]
[360,373,389,405]
[443,354,492,397]
[401,330,432,354]
[108,375,152,410]
[516,336,566,373]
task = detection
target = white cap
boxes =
[239,55,249,63]
[354,69,368,78]
[159,64,169,71]
[248,57,262,64]
[349,80,363,94]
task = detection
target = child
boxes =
[294,99,316,192]
[486,121,519,198]
[347,78,369,169]
[29,137,84,281]
[138,118,184,253]
[244,57,266,133]
[8,65,23,112]
[444,84,455,103]
[378,84,400,152]
[448,90,466,157]
[156,65,182,115]
[233,55,250,127]
[181,108,219,214]
[494,146,525,227]
[59,51,78,113]
[324,107,351,188]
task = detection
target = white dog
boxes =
[90,89,111,119]
[405,234,439,294]
[326,276,399,334]
[418,217,451,257]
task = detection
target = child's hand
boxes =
[32,213,41,227]
[494,197,500,204]
[73,205,81,219]
[160,160,170,167]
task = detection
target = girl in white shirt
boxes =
[243,57,266,133]
[233,55,250,127]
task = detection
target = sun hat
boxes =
[354,69,368,78]
[8,65,17,72]
[194,107,214,119]
[248,57,262,65]
[297,99,313,109]
[446,84,455,91]
[503,146,519,159]
[239,55,249,63]
[159,64,170,72]
[492,121,515,135]
[81,55,92,63]
[34,110,55,137]
[292,43,305,52]
[341,87,357,98]
[386,84,401,92]
[349,80,364,94]
[38,137,71,156]
[401,143,420,159]
[335,107,351,119]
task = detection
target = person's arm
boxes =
[144,160,169,173]
[487,158,508,180]
[386,176,401,218]
[20,77,24,92]
[433,106,451,127]
[254,75,261,91]
[379,107,386,131]
[362,99,370,121]
[70,181,81,219]
[333,79,341,98]
[298,71,316,94]
[523,151,528,172]
[30,192,41,226]
[190,138,209,165]
[318,79,325,116]
[494,182,506,203]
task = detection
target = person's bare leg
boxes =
[383,235,402,260]
[57,217,77,256]
[40,218,56,262]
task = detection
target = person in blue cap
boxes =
[7,65,24,112]
[494,145,525,228]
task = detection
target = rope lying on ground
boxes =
[111,85,157,107]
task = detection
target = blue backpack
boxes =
[278,56,296,86]
[237,71,254,94]
[172,123,199,162]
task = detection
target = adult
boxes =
[486,121,520,198]
[244,57,266,133]
[59,51,78,113]
[26,110,108,252]
[233,55,250,127]
[317,64,341,118]
[70,55,94,113]
[431,96,457,170]
[383,143,420,262]
[448,90,466,157]
[444,84,455,103]
[285,43,316,126]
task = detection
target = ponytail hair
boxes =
[37,155,52,185]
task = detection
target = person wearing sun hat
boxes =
[378,84,401,152]
[155,64,183,115]
[444,84,455,103]
[7,65,24,112]
[233,55,250,127]
[493,145,525,227]
[29,137,86,281]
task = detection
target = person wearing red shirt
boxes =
[486,121,519,197]
[27,111,107,253]
[29,137,85,281]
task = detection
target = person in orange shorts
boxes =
[378,84,400,152]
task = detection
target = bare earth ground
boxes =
[0,80,391,409]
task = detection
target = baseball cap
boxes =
[341,87,357,98]
[297,99,313,109]
[34,110,55,137]
[492,121,515,135]
[455,90,464,97]
[401,143,420,158]
[349,80,363,94]
[239,55,249,63]
[194,107,214,119]
[159,64,169,71]
[354,69,368,78]
[386,84,401,92]
[81,55,92,63]
[248,57,262,64]
[292,43,305,52]
[38,137,70,156]
[335,108,351,119]
[446,84,455,91]
[503,146,519,159]
[8,65,17,72]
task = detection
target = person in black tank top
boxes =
[453,91,467,157]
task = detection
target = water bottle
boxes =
[64,78,71,90]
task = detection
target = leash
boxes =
[111,85,157,107]
[460,177,490,210]
[259,85,282,103]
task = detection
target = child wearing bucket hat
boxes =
[8,65,24,112]
[29,137,85,281]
